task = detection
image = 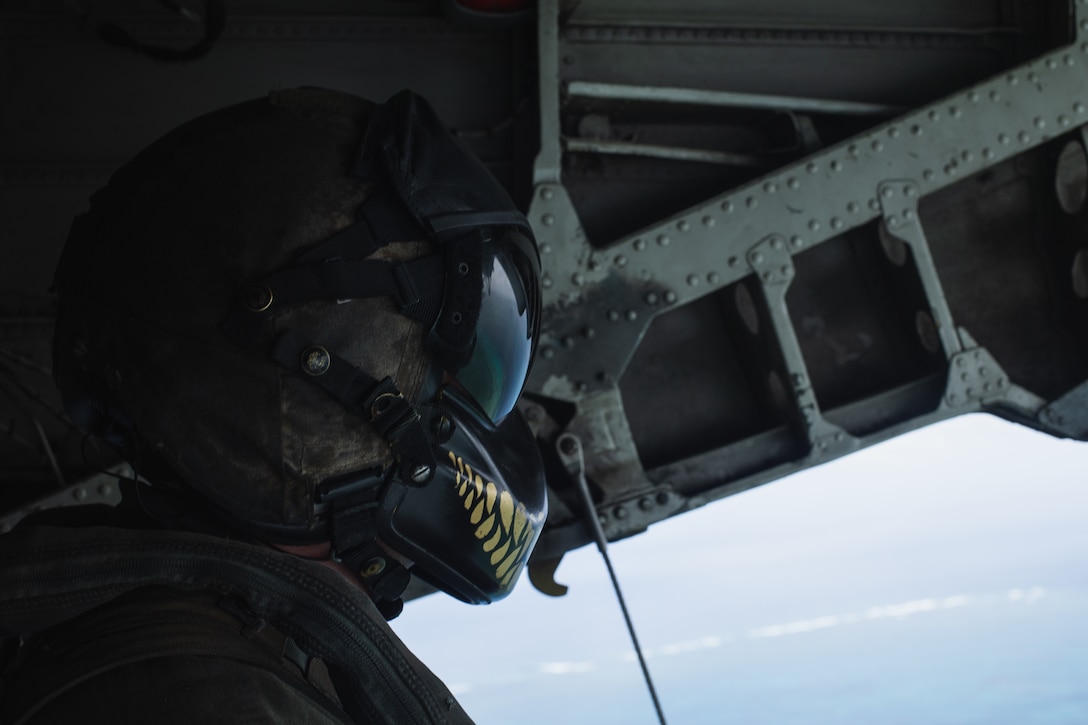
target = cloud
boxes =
[539,661,596,675]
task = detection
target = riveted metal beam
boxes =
[567,80,904,116]
[1039,379,1088,437]
[0,467,128,534]
[942,344,1012,410]
[533,0,563,186]
[876,178,962,360]
[528,2,1088,401]
[748,235,857,459]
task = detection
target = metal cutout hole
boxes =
[1055,140,1088,214]
[734,282,759,336]
[1072,250,1088,299]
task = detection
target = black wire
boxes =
[0,417,37,452]
[597,543,668,725]
[0,347,52,377]
[97,0,226,62]
[0,357,79,433]
[0,364,67,487]
[566,436,668,725]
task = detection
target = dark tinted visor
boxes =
[448,231,539,423]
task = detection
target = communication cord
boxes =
[558,434,668,725]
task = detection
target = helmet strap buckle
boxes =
[267,333,438,486]
[326,491,411,621]
[364,378,437,486]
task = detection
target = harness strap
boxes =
[4,587,348,725]
[0,525,470,725]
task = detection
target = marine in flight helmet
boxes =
[51,88,547,613]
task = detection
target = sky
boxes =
[391,413,1088,724]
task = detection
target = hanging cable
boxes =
[557,433,668,725]
[90,0,226,62]
[32,418,67,490]
[0,367,66,489]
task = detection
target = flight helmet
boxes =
[52,87,547,610]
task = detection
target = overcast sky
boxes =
[392,413,1088,724]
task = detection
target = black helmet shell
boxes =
[54,90,431,529]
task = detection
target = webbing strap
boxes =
[317,477,413,619]
[220,254,445,352]
[248,256,444,313]
[296,214,381,265]
[296,190,429,264]
[269,332,437,486]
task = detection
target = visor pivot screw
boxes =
[457,262,470,276]
[360,557,387,579]
[560,436,579,455]
[300,346,331,376]
[242,284,273,312]
[639,496,654,511]
[411,464,433,483]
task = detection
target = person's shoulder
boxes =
[21,649,352,724]
[4,585,352,724]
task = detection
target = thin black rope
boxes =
[564,435,668,725]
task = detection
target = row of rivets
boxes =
[560,43,1088,330]
[597,492,673,523]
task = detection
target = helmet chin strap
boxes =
[263,329,432,621]
[315,468,413,620]
[270,538,410,621]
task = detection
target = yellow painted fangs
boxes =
[449,451,540,592]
